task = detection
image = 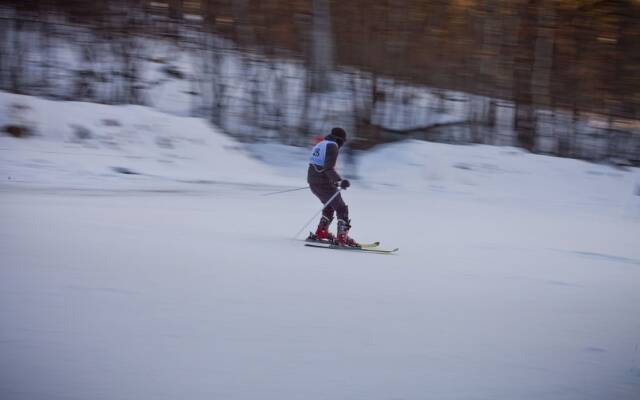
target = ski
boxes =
[304,236,380,249]
[304,242,398,254]
[357,241,381,249]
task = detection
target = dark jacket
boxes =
[307,138,342,186]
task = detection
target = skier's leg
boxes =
[309,183,330,202]
[322,205,335,220]
[335,201,348,222]
[320,187,345,223]
[309,183,338,240]
[330,196,358,247]
[310,187,357,246]
[310,184,340,212]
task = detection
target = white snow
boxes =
[0,92,292,189]
[1,92,640,400]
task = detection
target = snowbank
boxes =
[0,92,292,190]
[247,138,640,212]
[359,140,640,207]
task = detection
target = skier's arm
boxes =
[323,142,342,184]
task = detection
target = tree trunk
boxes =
[310,0,334,93]
[168,0,183,20]
[513,0,539,152]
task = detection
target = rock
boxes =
[3,125,32,138]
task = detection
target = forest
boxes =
[1,0,639,163]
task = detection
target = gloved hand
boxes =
[339,179,351,190]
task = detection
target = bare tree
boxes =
[168,0,183,20]
[476,0,500,144]
[310,0,334,93]
[513,0,539,152]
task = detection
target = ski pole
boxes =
[262,186,309,196]
[293,188,342,239]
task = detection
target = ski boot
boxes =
[335,219,360,248]
[307,215,335,243]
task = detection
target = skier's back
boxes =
[307,127,357,247]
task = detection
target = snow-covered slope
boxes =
[0,92,292,189]
[249,139,640,210]
[1,93,640,400]
[359,140,640,207]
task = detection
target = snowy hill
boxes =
[1,93,640,400]
[0,92,292,190]
[249,139,640,210]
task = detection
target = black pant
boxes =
[309,183,349,221]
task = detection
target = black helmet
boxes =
[327,127,347,147]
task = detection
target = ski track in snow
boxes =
[1,93,640,400]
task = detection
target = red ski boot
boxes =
[307,216,335,242]
[336,219,360,248]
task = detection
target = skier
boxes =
[307,127,358,247]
